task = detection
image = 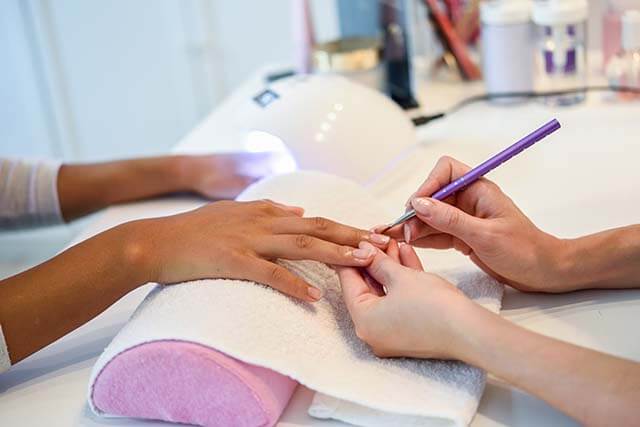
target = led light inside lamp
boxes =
[241,130,298,175]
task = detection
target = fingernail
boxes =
[307,286,322,301]
[412,197,434,217]
[369,233,390,245]
[353,243,376,259]
[403,224,411,243]
[405,192,416,208]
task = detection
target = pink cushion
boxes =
[91,340,298,427]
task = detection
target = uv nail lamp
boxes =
[233,74,417,184]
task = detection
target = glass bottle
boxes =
[606,10,640,100]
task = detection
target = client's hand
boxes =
[134,200,390,302]
[338,241,474,359]
[383,156,568,293]
[177,153,287,200]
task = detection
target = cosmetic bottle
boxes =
[607,10,640,99]
[532,0,589,106]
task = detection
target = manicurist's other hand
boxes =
[338,241,476,359]
[383,156,569,293]
[131,200,390,302]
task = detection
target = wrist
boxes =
[452,302,511,367]
[532,234,581,292]
[113,220,160,288]
[168,155,198,192]
[445,298,494,363]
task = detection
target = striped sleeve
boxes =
[0,158,63,229]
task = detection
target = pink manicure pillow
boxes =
[91,340,297,427]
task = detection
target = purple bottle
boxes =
[533,0,588,106]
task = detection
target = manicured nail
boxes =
[412,197,434,217]
[353,247,375,259]
[353,242,376,259]
[369,233,390,245]
[307,286,322,301]
[405,192,416,208]
[403,224,411,243]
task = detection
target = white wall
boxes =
[1,0,339,162]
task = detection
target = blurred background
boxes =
[2,0,610,161]
[0,0,630,277]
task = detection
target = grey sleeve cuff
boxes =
[0,158,64,229]
[0,325,10,374]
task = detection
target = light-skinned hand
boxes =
[337,241,475,359]
[381,156,569,292]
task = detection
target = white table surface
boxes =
[2,70,640,427]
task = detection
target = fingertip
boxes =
[368,232,391,247]
[386,239,400,262]
[306,286,323,301]
[290,206,305,216]
[403,223,411,243]
[399,242,424,271]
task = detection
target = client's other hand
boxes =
[383,156,568,293]
[338,241,474,360]
[132,200,390,302]
[177,153,292,200]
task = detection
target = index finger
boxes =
[272,216,390,248]
[412,156,472,200]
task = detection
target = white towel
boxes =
[88,171,503,426]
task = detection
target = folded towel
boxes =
[88,171,503,427]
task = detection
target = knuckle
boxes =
[294,234,314,249]
[269,265,287,282]
[445,208,462,229]
[311,216,330,231]
[439,155,453,164]
[350,228,365,244]
[258,199,275,211]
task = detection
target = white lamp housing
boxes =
[233,74,417,184]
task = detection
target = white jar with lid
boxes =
[532,0,589,105]
[480,0,534,100]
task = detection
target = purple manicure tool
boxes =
[381,118,561,232]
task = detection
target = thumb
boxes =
[363,242,406,291]
[411,197,486,245]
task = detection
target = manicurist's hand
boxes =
[338,244,640,426]
[135,200,390,302]
[383,156,568,292]
[338,241,475,359]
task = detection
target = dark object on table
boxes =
[380,0,420,110]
